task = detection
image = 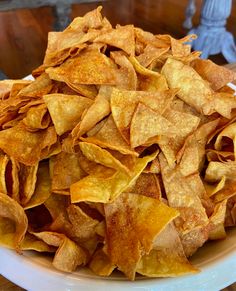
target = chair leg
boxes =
[186,0,236,63]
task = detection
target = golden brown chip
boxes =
[17,73,53,98]
[159,153,209,257]
[19,162,39,205]
[110,51,137,90]
[137,223,198,277]
[0,154,9,194]
[126,173,162,199]
[43,93,92,136]
[31,231,87,272]
[50,151,86,194]
[137,74,169,92]
[79,142,131,174]
[137,45,169,68]
[24,162,51,209]
[205,161,236,183]
[130,103,178,148]
[22,104,50,131]
[72,86,112,138]
[66,204,99,242]
[46,50,119,85]
[44,6,104,66]
[81,115,138,156]
[0,193,28,250]
[0,124,57,165]
[44,193,70,220]
[111,88,176,142]
[70,151,157,203]
[94,25,135,56]
[0,80,31,100]
[209,200,227,240]
[191,59,236,91]
[89,248,116,276]
[104,192,179,280]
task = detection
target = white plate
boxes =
[0,79,236,291]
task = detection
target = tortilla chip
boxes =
[209,200,227,240]
[0,124,57,165]
[138,74,169,92]
[204,176,226,197]
[126,173,161,199]
[205,161,236,182]
[159,153,209,257]
[177,135,200,176]
[137,223,198,277]
[24,162,51,209]
[81,115,137,156]
[0,154,9,194]
[22,104,50,131]
[31,231,87,272]
[111,51,137,90]
[72,86,111,138]
[19,162,39,205]
[44,194,70,221]
[43,93,92,135]
[46,50,119,85]
[66,204,99,242]
[111,88,176,142]
[50,151,86,194]
[0,80,31,100]
[44,6,104,65]
[191,59,236,91]
[94,25,135,56]
[215,122,236,156]
[129,55,161,78]
[212,180,236,203]
[130,103,178,148]
[162,58,213,114]
[0,193,28,250]
[104,192,179,280]
[79,142,131,174]
[70,151,157,203]
[17,73,52,98]
[89,248,116,276]
[137,45,169,68]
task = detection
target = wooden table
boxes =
[0,64,236,290]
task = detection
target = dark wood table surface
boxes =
[0,63,236,290]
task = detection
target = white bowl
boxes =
[0,227,235,291]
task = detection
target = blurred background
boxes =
[0,0,236,79]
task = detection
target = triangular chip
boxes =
[81,115,137,156]
[79,142,131,174]
[94,25,135,55]
[191,59,236,91]
[70,151,157,203]
[137,223,198,277]
[43,93,92,135]
[104,193,179,280]
[31,231,87,272]
[46,50,119,85]
[111,88,176,142]
[130,103,178,148]
[0,124,57,165]
[50,151,86,194]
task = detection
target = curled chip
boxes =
[0,6,235,281]
[0,193,28,250]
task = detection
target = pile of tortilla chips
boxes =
[0,6,236,280]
